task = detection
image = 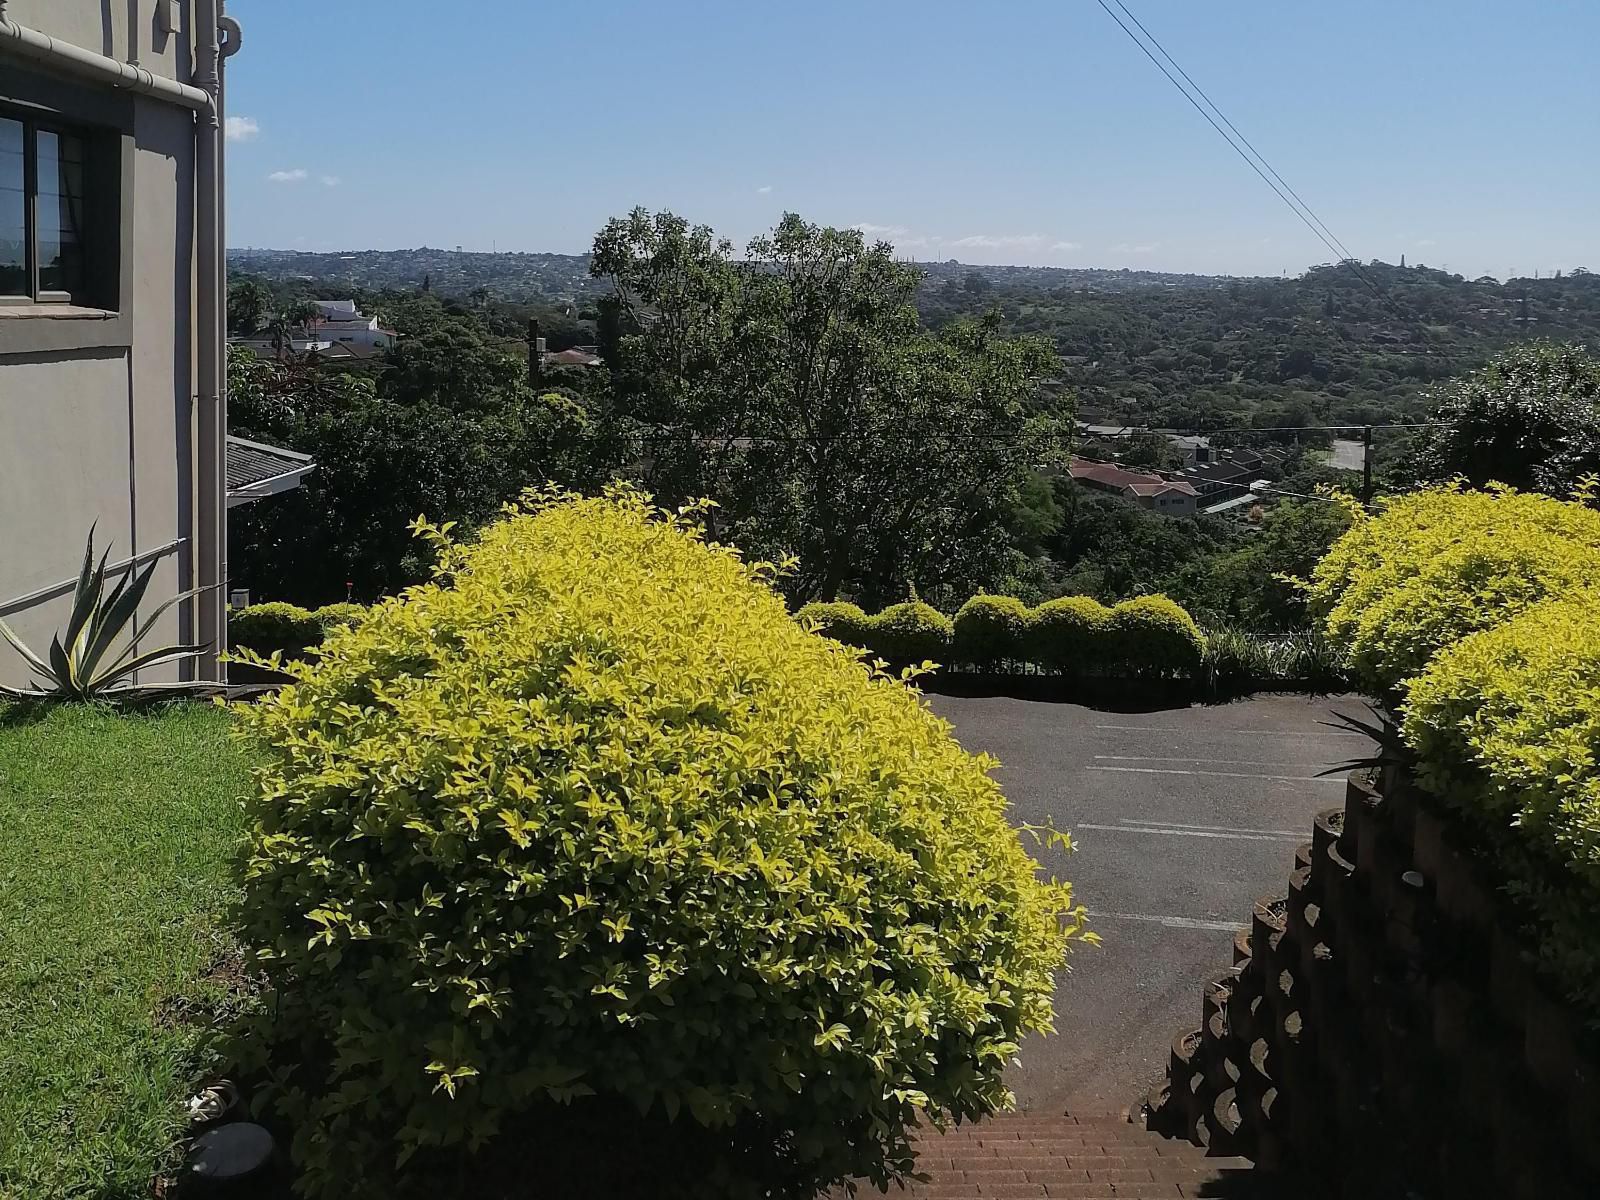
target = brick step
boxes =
[838,1112,1288,1199]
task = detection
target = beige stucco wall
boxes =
[0,3,202,688]
[3,0,193,80]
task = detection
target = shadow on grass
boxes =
[0,698,54,728]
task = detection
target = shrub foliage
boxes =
[1105,595,1206,676]
[868,600,955,665]
[1309,485,1600,692]
[1026,597,1112,673]
[952,595,1032,667]
[230,489,1090,1199]
[1404,594,1600,1010]
[793,600,874,649]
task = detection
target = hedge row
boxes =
[1311,485,1600,1015]
[796,593,1205,677]
[227,601,367,660]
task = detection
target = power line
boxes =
[1106,0,1360,268]
[1090,0,1404,318]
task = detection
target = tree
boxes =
[285,297,322,343]
[1412,341,1600,496]
[591,209,1066,604]
[228,278,273,335]
[1172,499,1352,629]
[227,351,610,603]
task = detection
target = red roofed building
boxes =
[1069,458,1201,515]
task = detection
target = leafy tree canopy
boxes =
[591,209,1066,605]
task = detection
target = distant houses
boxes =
[230,298,398,358]
[311,300,399,350]
[1068,459,1202,515]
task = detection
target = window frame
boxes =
[0,67,132,355]
[0,111,94,306]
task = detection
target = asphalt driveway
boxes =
[927,691,1369,1113]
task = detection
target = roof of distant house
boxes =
[1127,480,1201,498]
[1069,458,1156,489]
[313,299,361,319]
[1179,459,1255,484]
[543,348,603,367]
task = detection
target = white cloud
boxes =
[225,115,260,142]
[1417,238,1438,248]
[947,233,1047,250]
[851,222,912,238]
[321,175,341,188]
[1109,242,1159,255]
[756,184,772,194]
[1051,240,1082,252]
[267,168,308,184]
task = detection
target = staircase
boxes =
[848,1111,1290,1198]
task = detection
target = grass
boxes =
[0,702,255,1199]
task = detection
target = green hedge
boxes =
[799,592,1207,679]
[229,490,1089,1199]
[794,601,874,650]
[1028,597,1112,674]
[1105,595,1205,677]
[228,601,368,660]
[1309,485,1600,1017]
[952,595,1032,667]
[1308,485,1600,692]
[1404,593,1600,1013]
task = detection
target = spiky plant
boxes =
[0,526,208,701]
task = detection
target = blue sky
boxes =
[224,0,1600,279]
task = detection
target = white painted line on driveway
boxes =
[1119,816,1305,838]
[1096,755,1319,768]
[1075,821,1303,843]
[1094,723,1366,738]
[1087,765,1342,784]
[1091,910,1246,932]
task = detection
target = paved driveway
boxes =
[927,692,1369,1113]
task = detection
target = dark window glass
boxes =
[37,129,87,300]
[0,117,24,297]
[0,115,104,305]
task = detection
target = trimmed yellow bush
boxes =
[794,600,874,650]
[1106,595,1206,676]
[865,600,954,665]
[1404,594,1600,1008]
[226,601,321,658]
[1309,486,1600,692]
[952,595,1032,667]
[229,489,1089,1199]
[313,601,367,633]
[1027,597,1112,674]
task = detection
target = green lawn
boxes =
[0,703,254,1199]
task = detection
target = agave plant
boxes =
[0,526,209,701]
[1315,703,1412,778]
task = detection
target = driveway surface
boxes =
[927,692,1369,1113]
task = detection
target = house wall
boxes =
[0,3,204,688]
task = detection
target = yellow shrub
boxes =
[1025,597,1112,673]
[1404,594,1600,1009]
[864,600,954,665]
[952,595,1032,667]
[793,600,873,649]
[230,488,1089,1199]
[1106,595,1206,676]
[1309,485,1600,691]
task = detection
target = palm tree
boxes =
[267,312,293,360]
[285,298,322,346]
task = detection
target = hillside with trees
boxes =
[227,217,1600,634]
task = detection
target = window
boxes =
[0,114,93,304]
